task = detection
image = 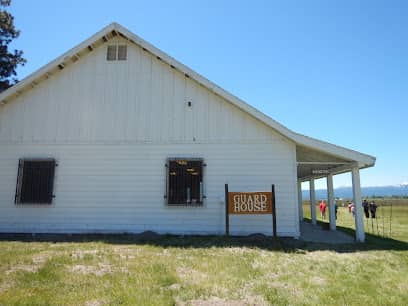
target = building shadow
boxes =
[0,230,406,253]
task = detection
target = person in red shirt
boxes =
[319,200,327,219]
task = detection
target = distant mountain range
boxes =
[302,185,408,200]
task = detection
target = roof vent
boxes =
[107,45,117,61]
[118,45,127,60]
[107,45,127,61]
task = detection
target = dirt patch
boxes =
[84,300,105,306]
[32,251,55,265]
[6,264,41,275]
[251,259,265,270]
[5,250,55,275]
[118,253,135,260]
[70,263,113,276]
[113,246,138,259]
[71,249,100,260]
[168,283,182,290]
[225,247,249,255]
[310,276,325,285]
[179,296,267,306]
[177,266,208,284]
[397,282,408,292]
[267,281,303,298]
[0,281,13,294]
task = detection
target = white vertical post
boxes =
[310,179,317,225]
[298,181,303,221]
[352,166,365,242]
[327,174,336,231]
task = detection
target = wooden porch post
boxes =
[327,174,336,231]
[298,181,303,221]
[352,166,365,242]
[310,179,317,225]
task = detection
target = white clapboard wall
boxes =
[0,37,299,236]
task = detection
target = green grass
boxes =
[303,198,408,242]
[0,200,407,305]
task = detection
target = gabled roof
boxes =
[0,22,375,170]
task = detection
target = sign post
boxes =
[225,184,229,239]
[272,184,277,238]
[225,184,277,238]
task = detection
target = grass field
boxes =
[303,198,408,243]
[0,200,407,306]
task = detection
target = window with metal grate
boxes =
[166,159,204,206]
[15,159,56,204]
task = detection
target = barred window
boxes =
[15,159,56,204]
[166,159,204,206]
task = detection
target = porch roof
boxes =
[296,144,373,181]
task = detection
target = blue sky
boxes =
[7,1,408,189]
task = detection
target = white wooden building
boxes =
[0,23,375,240]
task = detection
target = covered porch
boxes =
[296,144,376,242]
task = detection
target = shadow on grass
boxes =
[0,230,407,253]
[301,218,408,252]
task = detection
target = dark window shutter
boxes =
[16,159,56,204]
[14,159,24,204]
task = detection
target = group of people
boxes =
[317,199,378,220]
[363,199,378,218]
[347,199,377,218]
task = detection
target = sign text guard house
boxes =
[224,184,277,238]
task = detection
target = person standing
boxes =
[350,202,356,217]
[319,200,327,219]
[369,201,378,218]
[334,201,339,220]
[363,199,370,218]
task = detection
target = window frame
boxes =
[165,158,206,207]
[117,45,127,61]
[106,44,127,61]
[15,158,57,205]
[106,45,117,61]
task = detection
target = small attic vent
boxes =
[118,45,127,60]
[107,45,117,61]
[106,45,127,61]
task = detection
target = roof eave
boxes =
[0,22,376,169]
[0,23,117,105]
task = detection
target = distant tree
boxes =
[0,0,25,92]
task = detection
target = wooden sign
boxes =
[228,192,273,214]
[224,184,277,239]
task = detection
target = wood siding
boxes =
[0,37,299,236]
[0,37,275,144]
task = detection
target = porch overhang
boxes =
[296,144,376,182]
[295,143,375,243]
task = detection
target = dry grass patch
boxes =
[177,266,209,285]
[84,299,106,306]
[0,212,407,306]
[179,295,267,306]
[70,263,113,276]
[5,264,40,275]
